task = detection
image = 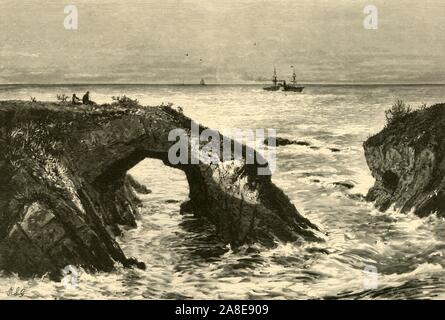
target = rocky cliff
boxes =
[0,100,320,277]
[364,103,445,217]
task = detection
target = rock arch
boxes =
[0,101,320,277]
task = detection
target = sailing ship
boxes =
[200,78,206,86]
[263,68,280,91]
[263,67,304,92]
[282,67,304,92]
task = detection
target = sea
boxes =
[1,84,445,299]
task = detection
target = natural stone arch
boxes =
[0,101,321,277]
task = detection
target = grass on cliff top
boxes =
[365,101,445,151]
[384,100,412,125]
[0,98,182,125]
[0,98,193,150]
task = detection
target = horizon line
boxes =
[1,82,445,87]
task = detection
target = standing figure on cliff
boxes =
[82,91,96,105]
[72,93,81,105]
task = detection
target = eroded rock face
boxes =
[0,101,320,277]
[364,103,445,217]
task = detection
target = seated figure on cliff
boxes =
[82,91,96,105]
[72,94,81,105]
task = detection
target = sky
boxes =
[1,0,445,84]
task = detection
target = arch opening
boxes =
[124,158,228,265]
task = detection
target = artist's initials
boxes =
[7,286,26,297]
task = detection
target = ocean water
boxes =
[1,84,445,300]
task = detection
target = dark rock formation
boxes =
[264,137,311,147]
[126,174,152,195]
[364,103,445,216]
[332,181,355,190]
[0,100,321,277]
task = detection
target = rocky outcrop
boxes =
[0,100,320,277]
[364,103,445,217]
[264,137,340,153]
[264,137,311,147]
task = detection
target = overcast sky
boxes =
[1,0,445,84]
